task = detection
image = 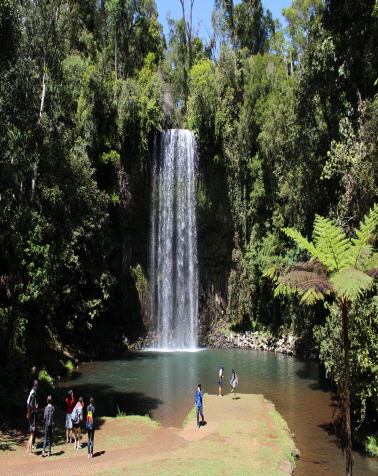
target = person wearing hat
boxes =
[26,380,38,454]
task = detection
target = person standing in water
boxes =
[218,365,224,396]
[230,369,239,399]
[196,383,204,429]
[86,397,95,458]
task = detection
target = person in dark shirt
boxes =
[86,397,95,458]
[196,383,204,429]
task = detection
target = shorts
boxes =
[28,414,36,433]
[66,414,73,429]
[73,422,80,429]
[218,377,222,387]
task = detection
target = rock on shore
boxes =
[130,324,318,360]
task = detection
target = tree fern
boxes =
[264,205,378,476]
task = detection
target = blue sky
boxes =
[155,0,292,40]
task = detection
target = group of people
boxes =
[218,365,239,398]
[26,381,95,458]
[26,364,238,455]
[195,365,239,429]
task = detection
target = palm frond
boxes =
[349,203,378,268]
[312,215,351,271]
[330,268,373,302]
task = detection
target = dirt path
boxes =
[0,394,297,476]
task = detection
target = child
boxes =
[196,383,204,429]
[42,395,54,457]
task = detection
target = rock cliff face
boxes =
[120,135,233,336]
[130,324,318,360]
[196,151,234,328]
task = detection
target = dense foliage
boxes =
[1,0,378,466]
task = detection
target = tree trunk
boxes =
[341,300,353,476]
[115,24,118,79]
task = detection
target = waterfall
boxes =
[150,129,199,350]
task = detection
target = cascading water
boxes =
[150,129,199,350]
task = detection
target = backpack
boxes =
[86,405,94,430]
[71,404,79,423]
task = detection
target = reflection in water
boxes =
[60,349,377,475]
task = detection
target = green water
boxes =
[61,348,377,475]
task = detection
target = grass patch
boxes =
[97,469,123,475]
[183,406,196,427]
[128,458,261,476]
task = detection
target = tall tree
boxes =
[234,0,275,56]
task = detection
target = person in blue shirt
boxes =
[196,383,204,429]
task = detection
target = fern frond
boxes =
[262,266,284,282]
[274,271,332,301]
[330,268,373,302]
[283,228,320,259]
[299,288,326,305]
[353,244,375,270]
[274,281,297,298]
[365,268,378,278]
[312,215,351,272]
[287,258,328,276]
[279,271,325,287]
[298,278,333,294]
[348,204,378,268]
